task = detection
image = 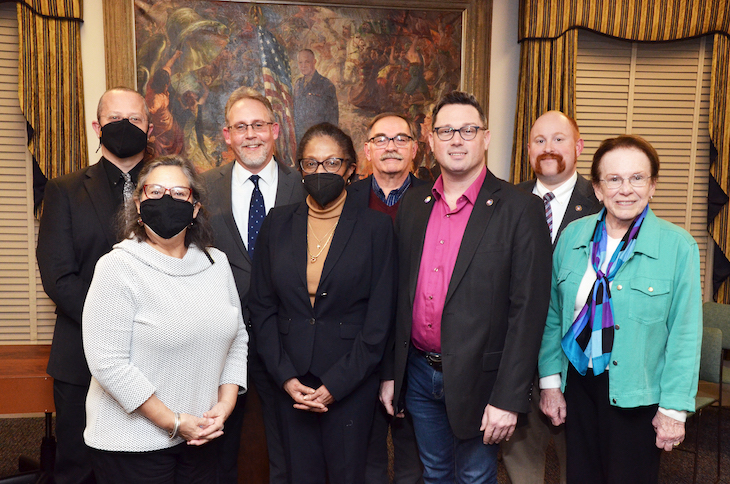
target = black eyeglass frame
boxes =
[298,157,347,174]
[432,125,486,141]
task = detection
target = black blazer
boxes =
[202,160,305,315]
[517,174,601,247]
[347,173,429,209]
[249,195,396,401]
[387,170,553,440]
[37,161,122,385]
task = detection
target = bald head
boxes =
[528,110,584,190]
[97,87,149,124]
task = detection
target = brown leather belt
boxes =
[415,348,442,372]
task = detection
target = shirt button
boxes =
[404,341,408,347]
[648,287,654,292]
[615,324,620,330]
[428,295,433,300]
[616,285,622,290]
[439,240,444,244]
[612,360,618,366]
[320,292,327,298]
[612,398,617,404]
[309,318,316,325]
[446,214,450,218]
[428,324,432,328]
[434,268,439,272]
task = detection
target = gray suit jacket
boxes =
[202,160,305,316]
[517,173,601,248]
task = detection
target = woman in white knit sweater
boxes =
[82,156,248,483]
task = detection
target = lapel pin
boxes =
[424,196,432,203]
[486,199,494,206]
[575,205,583,212]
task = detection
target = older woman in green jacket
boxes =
[538,135,702,484]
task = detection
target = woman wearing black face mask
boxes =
[249,123,396,484]
[81,156,248,483]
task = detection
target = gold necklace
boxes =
[307,222,338,263]
[307,220,338,250]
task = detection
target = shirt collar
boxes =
[232,157,277,187]
[534,171,578,206]
[371,174,412,206]
[101,156,143,186]
[432,165,487,205]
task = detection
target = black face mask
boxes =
[100,119,148,159]
[303,173,346,207]
[139,195,194,239]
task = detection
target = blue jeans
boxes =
[405,349,499,484]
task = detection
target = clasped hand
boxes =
[183,399,235,446]
[283,378,334,412]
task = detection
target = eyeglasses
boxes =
[227,121,274,134]
[368,134,414,148]
[600,174,651,189]
[299,157,345,174]
[433,125,485,141]
[143,184,193,201]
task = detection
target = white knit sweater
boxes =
[82,238,248,452]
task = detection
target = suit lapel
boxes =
[83,162,118,247]
[319,196,356,284]
[218,164,251,264]
[556,176,598,241]
[445,172,500,305]
[275,161,300,207]
[293,202,309,287]
[408,192,436,305]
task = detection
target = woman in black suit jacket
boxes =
[249,123,396,484]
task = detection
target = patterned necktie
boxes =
[543,192,555,237]
[248,175,265,260]
[122,172,134,203]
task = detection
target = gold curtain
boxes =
[513,0,730,300]
[17,0,86,178]
[511,30,577,184]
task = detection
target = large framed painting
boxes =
[103,0,491,174]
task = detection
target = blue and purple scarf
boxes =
[561,205,649,376]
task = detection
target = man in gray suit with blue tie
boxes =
[502,110,601,484]
[202,87,304,483]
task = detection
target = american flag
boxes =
[256,25,297,167]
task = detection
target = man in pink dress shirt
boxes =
[380,91,552,483]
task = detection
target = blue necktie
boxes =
[248,175,265,259]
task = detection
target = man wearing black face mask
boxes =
[37,87,152,484]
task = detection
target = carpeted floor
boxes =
[0,409,727,482]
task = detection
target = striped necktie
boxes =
[543,192,555,237]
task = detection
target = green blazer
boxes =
[538,207,702,412]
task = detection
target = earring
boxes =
[137,216,143,226]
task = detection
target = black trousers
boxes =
[278,373,379,484]
[564,366,661,484]
[90,441,217,484]
[365,403,423,484]
[53,379,96,484]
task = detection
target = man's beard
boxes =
[534,152,565,175]
[235,144,269,169]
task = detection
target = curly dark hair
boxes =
[296,123,358,184]
[118,155,214,248]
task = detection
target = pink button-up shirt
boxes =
[411,166,487,353]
